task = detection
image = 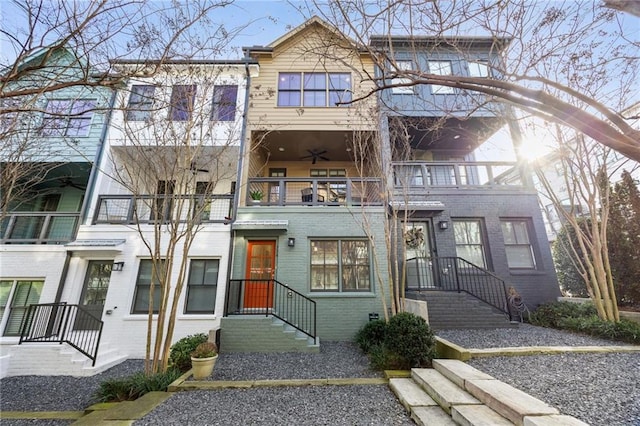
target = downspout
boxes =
[223,56,253,316]
[54,251,72,303]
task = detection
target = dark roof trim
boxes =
[369,35,512,50]
[110,59,257,65]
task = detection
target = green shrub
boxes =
[168,333,208,372]
[355,319,388,353]
[384,312,436,369]
[95,369,182,402]
[528,301,597,328]
[355,312,436,371]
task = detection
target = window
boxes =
[131,260,164,314]
[278,72,351,107]
[211,85,238,121]
[311,240,370,292]
[501,220,536,268]
[395,165,425,187]
[468,61,490,77]
[126,85,155,121]
[1,280,44,336]
[453,220,486,267]
[392,60,414,94]
[170,85,196,121]
[185,259,219,314]
[41,99,95,136]
[428,60,454,94]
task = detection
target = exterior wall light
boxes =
[287,237,295,247]
[112,261,125,271]
[438,221,449,230]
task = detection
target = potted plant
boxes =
[249,190,263,204]
[190,341,218,379]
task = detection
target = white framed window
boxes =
[311,240,370,292]
[501,219,536,268]
[453,220,487,267]
[40,99,96,137]
[278,72,351,107]
[169,85,197,121]
[1,280,44,336]
[468,61,490,77]
[211,85,238,121]
[428,60,454,94]
[185,259,219,314]
[392,60,414,94]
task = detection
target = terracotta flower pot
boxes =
[191,354,218,379]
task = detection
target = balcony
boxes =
[392,161,525,192]
[1,212,80,244]
[245,177,383,207]
[93,194,233,224]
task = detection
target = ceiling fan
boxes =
[58,178,86,191]
[300,149,330,164]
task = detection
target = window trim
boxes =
[500,219,537,269]
[452,219,487,268]
[310,239,371,293]
[211,85,238,122]
[40,99,96,137]
[392,60,414,94]
[277,72,352,107]
[184,259,219,314]
[131,259,164,314]
[1,279,44,336]
[428,60,454,94]
[125,85,156,121]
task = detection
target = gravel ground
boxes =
[2,327,639,426]
[437,323,633,348]
[134,386,413,426]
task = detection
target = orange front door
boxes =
[245,241,276,309]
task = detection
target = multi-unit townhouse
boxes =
[1,17,563,375]
[1,46,114,376]
[1,56,253,376]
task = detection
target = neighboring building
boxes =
[370,35,561,322]
[1,46,114,376]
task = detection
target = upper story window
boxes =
[428,60,454,94]
[41,99,95,137]
[211,85,238,121]
[170,85,196,121]
[278,72,351,107]
[468,61,490,77]
[126,85,156,121]
[392,60,414,94]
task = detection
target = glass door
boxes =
[404,221,435,289]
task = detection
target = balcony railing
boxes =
[392,161,523,190]
[246,177,383,206]
[1,212,80,244]
[94,194,233,224]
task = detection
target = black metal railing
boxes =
[225,279,316,340]
[1,212,80,244]
[19,303,104,366]
[246,177,383,207]
[93,194,233,224]
[430,256,513,321]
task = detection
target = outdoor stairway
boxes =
[390,359,588,426]
[406,291,516,329]
[219,315,319,353]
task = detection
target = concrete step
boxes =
[389,361,587,426]
[412,368,480,414]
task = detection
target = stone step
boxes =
[465,378,559,426]
[411,406,458,426]
[412,368,480,414]
[452,404,514,426]
[389,378,438,412]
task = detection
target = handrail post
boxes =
[453,258,461,293]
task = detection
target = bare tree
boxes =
[312,0,640,161]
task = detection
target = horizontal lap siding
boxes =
[248,28,377,131]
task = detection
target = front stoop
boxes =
[389,359,589,426]
[220,316,319,353]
